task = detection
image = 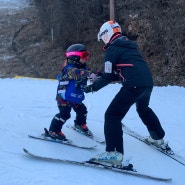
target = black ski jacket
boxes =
[93,35,153,91]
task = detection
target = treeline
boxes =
[33,0,185,86]
[33,0,104,48]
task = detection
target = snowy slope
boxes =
[0,77,185,185]
[1,1,185,184]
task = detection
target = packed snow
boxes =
[0,77,185,185]
[1,0,185,184]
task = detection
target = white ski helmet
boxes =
[97,20,122,44]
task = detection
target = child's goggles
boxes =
[66,51,90,61]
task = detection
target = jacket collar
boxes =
[102,33,122,51]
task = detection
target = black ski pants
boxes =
[104,86,165,154]
[49,103,87,132]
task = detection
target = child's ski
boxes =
[28,128,97,150]
[66,124,105,143]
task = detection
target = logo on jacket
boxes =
[105,61,112,73]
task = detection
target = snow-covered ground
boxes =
[0,0,30,10]
[0,77,185,185]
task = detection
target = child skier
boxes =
[47,43,93,140]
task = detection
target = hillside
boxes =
[0,0,184,86]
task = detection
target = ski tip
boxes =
[155,177,172,182]
[23,148,28,153]
[91,145,98,149]
[167,178,173,181]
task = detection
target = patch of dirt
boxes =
[0,2,63,79]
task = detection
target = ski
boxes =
[122,123,185,166]
[28,128,97,150]
[66,124,105,143]
[23,148,172,181]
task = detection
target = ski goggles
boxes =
[66,51,90,61]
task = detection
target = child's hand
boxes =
[84,85,94,93]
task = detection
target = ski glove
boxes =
[90,73,98,82]
[84,84,94,93]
